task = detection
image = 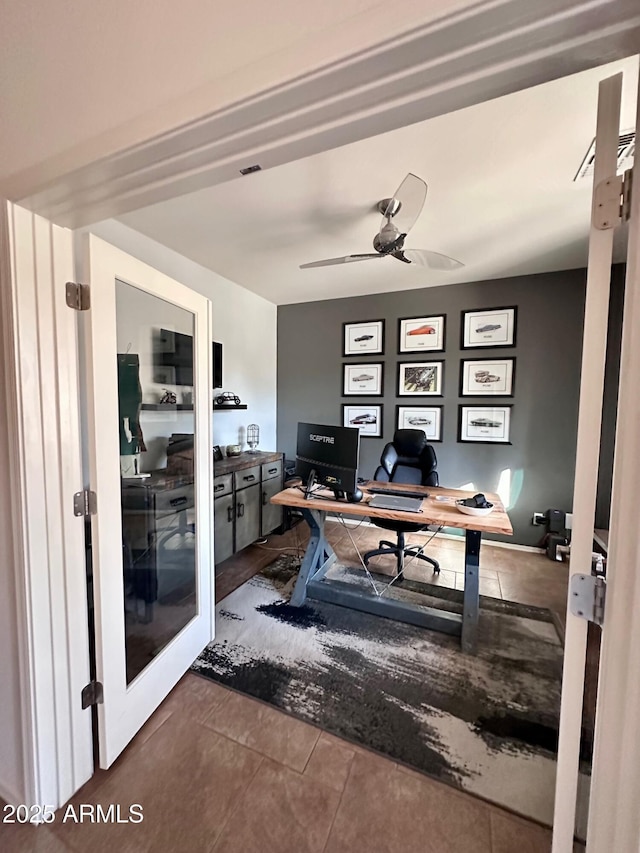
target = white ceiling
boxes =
[118,55,638,305]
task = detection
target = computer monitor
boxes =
[295,422,363,502]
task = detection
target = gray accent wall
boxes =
[278,268,595,547]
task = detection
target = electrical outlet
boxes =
[532,512,546,526]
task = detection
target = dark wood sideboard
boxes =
[213,451,284,564]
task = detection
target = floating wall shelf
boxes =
[141,403,248,411]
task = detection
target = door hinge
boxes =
[73,489,97,517]
[569,552,606,626]
[81,680,103,709]
[593,167,633,229]
[65,281,90,311]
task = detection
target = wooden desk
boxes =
[271,482,513,654]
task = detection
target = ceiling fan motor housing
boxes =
[373,221,406,254]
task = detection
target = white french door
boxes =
[553,67,640,852]
[82,235,214,768]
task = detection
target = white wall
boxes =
[85,220,277,455]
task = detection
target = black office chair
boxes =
[363,429,440,579]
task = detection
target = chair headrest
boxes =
[392,429,428,458]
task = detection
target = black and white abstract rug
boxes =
[192,556,589,833]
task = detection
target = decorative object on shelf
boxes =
[215,391,242,406]
[458,405,512,444]
[343,319,384,356]
[342,362,383,396]
[398,315,446,353]
[396,405,443,442]
[247,424,260,453]
[461,306,517,349]
[159,389,177,404]
[212,445,223,462]
[397,361,444,396]
[460,358,515,396]
[226,444,242,457]
[342,404,383,438]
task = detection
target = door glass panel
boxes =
[116,280,198,684]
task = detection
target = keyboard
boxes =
[368,495,424,513]
[366,485,429,500]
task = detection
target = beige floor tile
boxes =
[325,751,492,853]
[302,731,355,793]
[203,690,320,771]
[455,573,502,598]
[490,810,552,853]
[0,818,72,853]
[212,758,341,853]
[52,714,262,853]
[158,671,231,724]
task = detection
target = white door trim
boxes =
[0,201,93,808]
[586,80,640,853]
[9,0,640,227]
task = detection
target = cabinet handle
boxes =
[237,502,245,518]
[169,496,188,507]
[227,505,234,522]
[243,474,256,482]
[268,467,277,474]
[214,483,225,492]
[262,490,267,506]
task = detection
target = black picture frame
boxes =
[343,319,385,357]
[397,314,446,354]
[459,357,516,397]
[460,306,518,350]
[395,405,443,442]
[458,404,513,444]
[397,360,444,397]
[342,362,384,396]
[212,445,223,462]
[342,404,383,438]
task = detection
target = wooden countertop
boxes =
[214,450,283,476]
[271,481,513,536]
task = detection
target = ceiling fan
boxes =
[299,173,464,271]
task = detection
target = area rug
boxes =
[192,556,589,834]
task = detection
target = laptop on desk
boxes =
[368,494,424,513]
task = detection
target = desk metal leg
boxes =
[461,529,481,654]
[290,509,336,606]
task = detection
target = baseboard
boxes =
[326,516,545,555]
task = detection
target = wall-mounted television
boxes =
[158,329,223,388]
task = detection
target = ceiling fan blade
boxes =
[300,254,386,269]
[400,249,464,271]
[381,173,427,235]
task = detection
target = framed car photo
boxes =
[397,361,444,396]
[461,306,517,349]
[398,315,446,353]
[458,405,512,444]
[460,358,515,397]
[342,404,383,438]
[343,362,383,396]
[343,320,385,356]
[396,405,442,442]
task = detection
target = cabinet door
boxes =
[214,494,235,565]
[235,483,261,552]
[261,477,283,536]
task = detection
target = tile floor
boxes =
[0,522,584,853]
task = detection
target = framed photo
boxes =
[396,405,443,442]
[398,315,446,353]
[343,320,384,356]
[342,404,383,438]
[458,405,512,444]
[397,361,444,396]
[212,445,223,462]
[343,362,383,396]
[460,358,515,397]
[461,306,517,349]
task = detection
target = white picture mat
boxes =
[463,308,516,347]
[399,316,445,352]
[398,361,443,396]
[342,405,381,436]
[343,362,383,395]
[461,359,514,395]
[344,321,384,355]
[460,406,511,442]
[397,406,442,441]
